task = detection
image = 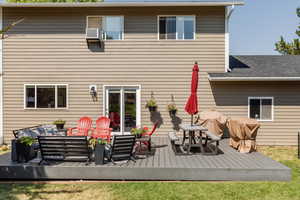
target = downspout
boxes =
[225,5,235,72]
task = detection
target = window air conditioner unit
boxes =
[86,28,102,40]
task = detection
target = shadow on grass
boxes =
[0,184,83,200]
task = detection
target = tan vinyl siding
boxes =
[211,82,300,146]
[3,7,226,143]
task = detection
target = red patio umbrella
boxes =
[185,62,199,125]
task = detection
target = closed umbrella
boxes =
[185,62,199,125]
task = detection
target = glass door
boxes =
[105,86,140,135]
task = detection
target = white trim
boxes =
[248,97,274,122]
[103,85,141,135]
[0,2,245,8]
[157,15,196,41]
[0,7,3,145]
[86,16,124,41]
[208,76,300,81]
[24,84,69,110]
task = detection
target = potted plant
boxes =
[16,136,37,163]
[167,95,178,116]
[131,126,148,138]
[145,92,157,112]
[89,138,107,165]
[167,103,178,116]
[53,119,66,130]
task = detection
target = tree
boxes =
[275,8,300,55]
[0,18,24,39]
[7,0,102,2]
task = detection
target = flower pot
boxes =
[56,123,65,130]
[15,141,37,163]
[169,110,177,116]
[148,106,157,112]
[94,143,105,165]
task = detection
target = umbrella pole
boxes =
[191,115,193,126]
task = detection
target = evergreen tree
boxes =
[275,8,300,55]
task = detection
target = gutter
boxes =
[0,1,245,7]
[208,76,300,81]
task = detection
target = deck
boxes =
[0,137,291,181]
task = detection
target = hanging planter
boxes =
[168,109,177,116]
[167,95,178,117]
[146,92,157,112]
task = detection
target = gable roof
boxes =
[0,0,244,7]
[209,55,300,81]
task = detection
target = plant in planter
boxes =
[167,104,178,116]
[53,119,66,130]
[131,126,148,138]
[16,136,37,163]
[167,95,178,116]
[145,92,157,112]
[89,138,107,165]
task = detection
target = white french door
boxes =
[104,86,141,135]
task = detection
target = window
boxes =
[159,16,195,40]
[87,16,124,40]
[24,84,68,109]
[248,97,273,121]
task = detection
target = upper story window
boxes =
[159,16,195,40]
[87,16,124,40]
[25,84,68,109]
[248,97,273,121]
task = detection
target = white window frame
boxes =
[86,15,124,40]
[24,84,69,109]
[157,15,196,40]
[248,97,274,122]
[103,85,141,135]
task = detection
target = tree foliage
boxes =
[0,18,24,39]
[6,0,102,2]
[275,8,300,55]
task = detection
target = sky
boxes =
[230,0,300,55]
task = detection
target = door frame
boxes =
[103,85,141,135]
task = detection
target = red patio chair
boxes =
[109,112,120,130]
[91,116,112,143]
[67,117,93,136]
[141,122,159,150]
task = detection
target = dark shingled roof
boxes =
[209,55,300,79]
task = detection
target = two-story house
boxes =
[0,0,299,146]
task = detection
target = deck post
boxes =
[298,131,300,159]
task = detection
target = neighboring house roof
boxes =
[0,0,244,7]
[209,55,300,81]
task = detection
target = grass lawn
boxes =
[0,146,299,200]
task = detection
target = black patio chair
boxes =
[106,135,136,164]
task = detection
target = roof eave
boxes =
[208,76,300,81]
[0,1,245,8]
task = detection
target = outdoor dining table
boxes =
[179,124,208,154]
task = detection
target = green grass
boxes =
[0,146,299,200]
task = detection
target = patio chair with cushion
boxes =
[11,125,64,162]
[106,135,136,164]
[91,116,112,143]
[67,117,93,136]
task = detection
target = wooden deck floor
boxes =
[0,137,291,181]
